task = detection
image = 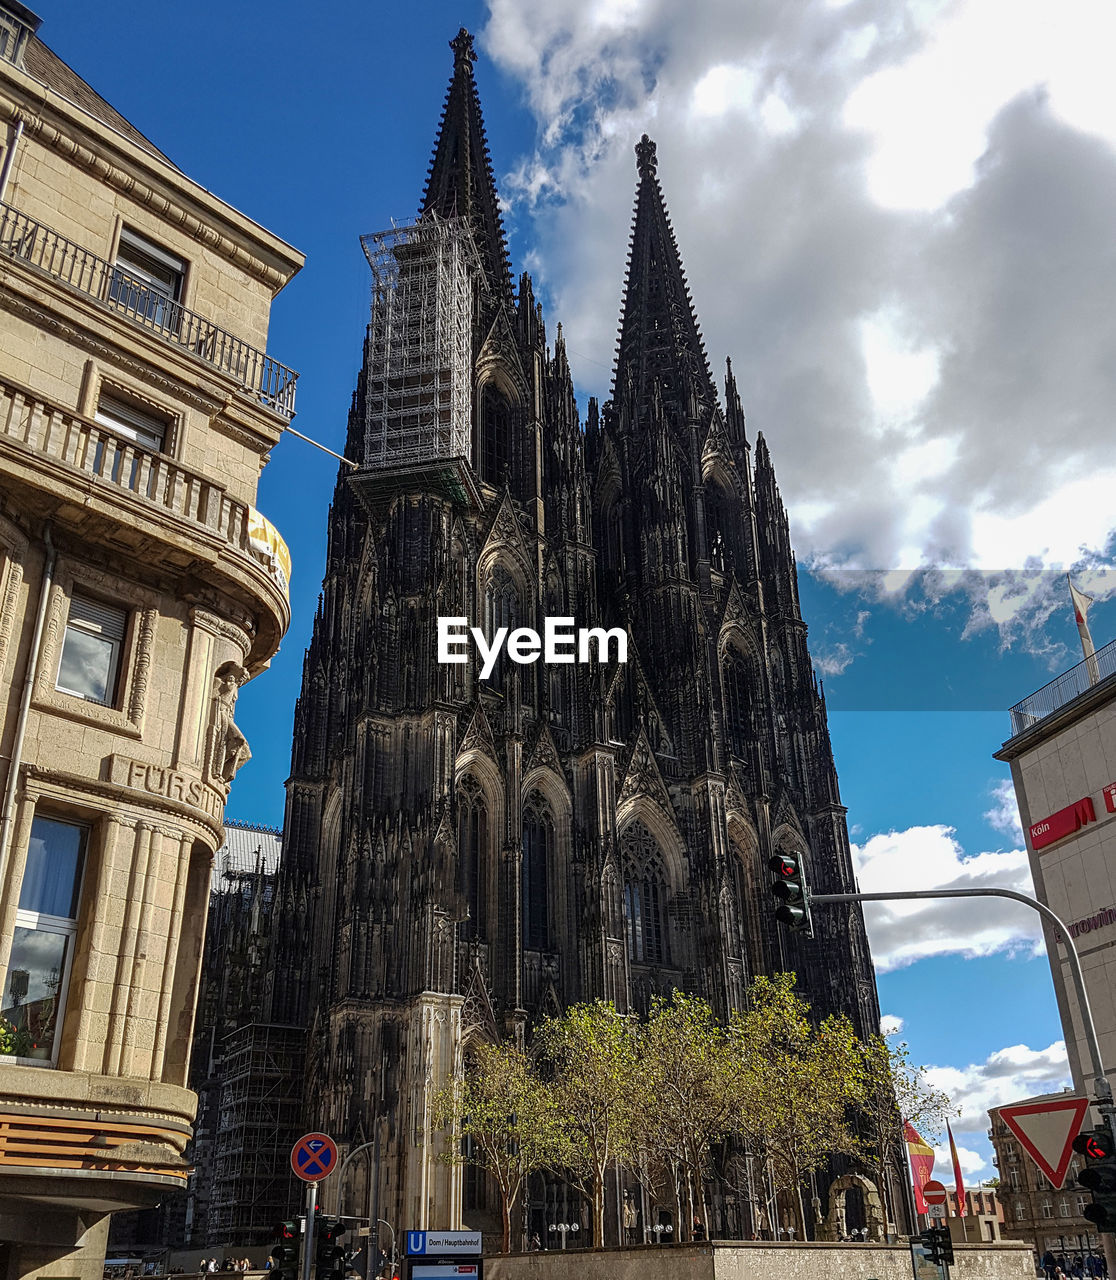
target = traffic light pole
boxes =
[811,888,1116,1146]
[302,1180,318,1280]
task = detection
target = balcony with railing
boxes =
[1008,635,1116,738]
[0,201,298,418]
[0,377,271,581]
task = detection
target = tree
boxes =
[637,991,742,1241]
[431,1040,562,1253]
[857,1032,956,1228]
[729,974,864,1239]
[534,1001,641,1247]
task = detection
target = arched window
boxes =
[458,776,488,939]
[605,500,624,574]
[484,564,519,691]
[722,646,754,759]
[521,792,552,949]
[479,383,512,487]
[705,479,734,573]
[620,821,669,965]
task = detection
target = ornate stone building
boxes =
[0,5,301,1275]
[274,28,880,1244]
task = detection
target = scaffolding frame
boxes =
[358,213,479,485]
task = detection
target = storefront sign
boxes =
[1104,782,1116,814]
[1029,796,1096,851]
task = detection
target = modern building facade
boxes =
[0,8,302,1277]
[989,1093,1100,1260]
[273,29,886,1247]
[994,633,1116,1108]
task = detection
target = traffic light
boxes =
[918,1225,954,1268]
[315,1215,348,1280]
[269,1220,299,1280]
[1073,1125,1116,1231]
[768,851,813,935]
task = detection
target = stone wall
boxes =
[483,1241,1038,1280]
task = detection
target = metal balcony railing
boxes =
[0,201,298,418]
[1008,635,1116,737]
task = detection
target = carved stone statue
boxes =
[210,661,251,786]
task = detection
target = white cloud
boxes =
[880,1013,904,1036]
[852,824,1040,971]
[482,0,1116,644]
[931,1141,988,1179]
[924,1041,1071,1137]
[984,779,1024,842]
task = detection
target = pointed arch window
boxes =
[458,776,488,940]
[484,564,520,691]
[722,646,754,759]
[522,792,553,949]
[705,479,735,573]
[620,821,669,965]
[479,383,512,487]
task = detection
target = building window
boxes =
[95,390,168,454]
[1041,1202,1053,1218]
[1,815,87,1062]
[483,564,519,691]
[56,593,127,706]
[721,647,754,759]
[457,776,488,941]
[109,227,184,330]
[621,821,669,965]
[1058,1200,1070,1218]
[478,383,512,487]
[1077,1196,1087,1214]
[522,793,552,950]
[1008,1169,1020,1190]
[1014,1203,1025,1220]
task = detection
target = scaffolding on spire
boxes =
[353,212,481,508]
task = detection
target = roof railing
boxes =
[1008,634,1116,737]
[0,200,298,417]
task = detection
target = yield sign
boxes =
[290,1131,338,1182]
[999,1096,1090,1190]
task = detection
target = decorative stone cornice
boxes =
[0,88,300,293]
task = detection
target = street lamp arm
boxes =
[811,886,1112,1114]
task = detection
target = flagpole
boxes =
[1068,574,1100,686]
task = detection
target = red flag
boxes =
[905,1121,935,1214]
[948,1120,966,1213]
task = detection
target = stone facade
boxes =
[272,30,886,1249]
[0,7,302,1278]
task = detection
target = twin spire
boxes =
[422,34,719,422]
[422,27,513,306]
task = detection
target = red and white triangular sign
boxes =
[999,1096,1090,1190]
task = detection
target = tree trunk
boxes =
[501,1190,512,1255]
[593,1174,606,1248]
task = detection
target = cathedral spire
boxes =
[612,134,716,420]
[421,27,513,305]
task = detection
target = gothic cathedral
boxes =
[271,28,882,1241]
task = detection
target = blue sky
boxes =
[38,0,1116,1183]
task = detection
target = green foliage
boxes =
[431,1039,562,1253]
[636,991,743,1240]
[728,974,865,1237]
[0,1016,35,1058]
[534,1001,641,1248]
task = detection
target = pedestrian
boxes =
[1044,1251,1058,1280]
[692,1219,706,1241]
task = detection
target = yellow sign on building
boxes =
[248,507,292,598]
